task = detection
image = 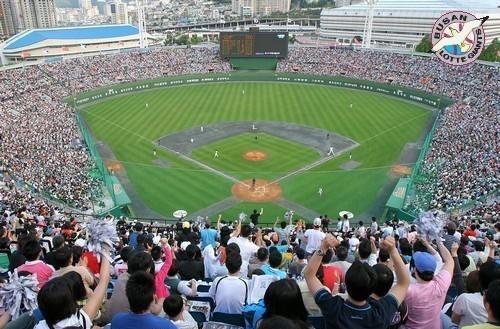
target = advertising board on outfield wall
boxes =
[71,72,453,109]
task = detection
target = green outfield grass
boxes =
[191,132,320,180]
[81,80,431,223]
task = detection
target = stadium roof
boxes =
[4,24,139,50]
[325,0,500,12]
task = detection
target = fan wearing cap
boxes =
[443,221,461,251]
[403,240,455,329]
[303,218,326,257]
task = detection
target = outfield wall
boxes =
[71,72,453,109]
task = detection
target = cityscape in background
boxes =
[0,0,499,65]
[0,0,337,40]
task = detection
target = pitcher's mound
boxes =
[232,179,282,202]
[243,150,267,162]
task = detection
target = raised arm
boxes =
[384,237,410,305]
[83,251,110,319]
[217,214,222,232]
[437,240,454,275]
[304,234,338,295]
[259,208,264,216]
[450,243,465,295]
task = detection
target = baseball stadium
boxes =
[1,26,498,225]
[0,8,499,329]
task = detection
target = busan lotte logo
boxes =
[431,11,489,66]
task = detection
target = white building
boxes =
[321,0,500,49]
[0,24,155,64]
[110,1,129,24]
[19,0,57,29]
[232,0,291,16]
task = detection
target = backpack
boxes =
[242,300,266,329]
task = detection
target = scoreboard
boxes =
[220,32,289,58]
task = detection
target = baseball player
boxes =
[327,146,335,156]
[318,187,323,196]
[214,150,219,158]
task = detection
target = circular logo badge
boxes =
[431,11,488,66]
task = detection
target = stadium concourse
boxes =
[0,46,499,329]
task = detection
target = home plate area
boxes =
[231,179,283,202]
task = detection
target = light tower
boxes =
[136,0,147,48]
[362,0,376,48]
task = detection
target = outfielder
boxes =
[214,150,219,158]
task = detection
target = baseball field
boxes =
[80,76,433,224]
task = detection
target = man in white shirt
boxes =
[341,215,350,234]
[227,224,263,277]
[303,218,326,256]
[209,252,249,314]
[369,217,379,235]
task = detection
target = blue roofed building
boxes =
[0,24,155,64]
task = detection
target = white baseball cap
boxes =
[313,218,322,227]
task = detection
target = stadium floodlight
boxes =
[362,0,377,49]
[136,0,147,48]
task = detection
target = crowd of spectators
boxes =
[278,48,499,212]
[0,47,230,210]
[0,207,498,329]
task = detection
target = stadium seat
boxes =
[211,312,245,327]
[187,296,215,311]
[202,322,243,329]
[308,316,326,329]
[197,284,210,293]
[189,311,206,328]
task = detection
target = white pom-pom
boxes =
[86,217,120,261]
[239,212,247,221]
[415,211,443,241]
[0,270,39,320]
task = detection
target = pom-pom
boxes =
[0,270,39,320]
[415,211,443,242]
[239,212,247,222]
[86,217,119,261]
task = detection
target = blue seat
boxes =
[308,316,325,329]
[107,280,116,299]
[189,311,206,328]
[211,312,245,327]
[197,285,210,293]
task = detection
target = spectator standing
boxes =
[209,252,249,314]
[403,241,454,329]
[304,235,410,329]
[303,218,326,257]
